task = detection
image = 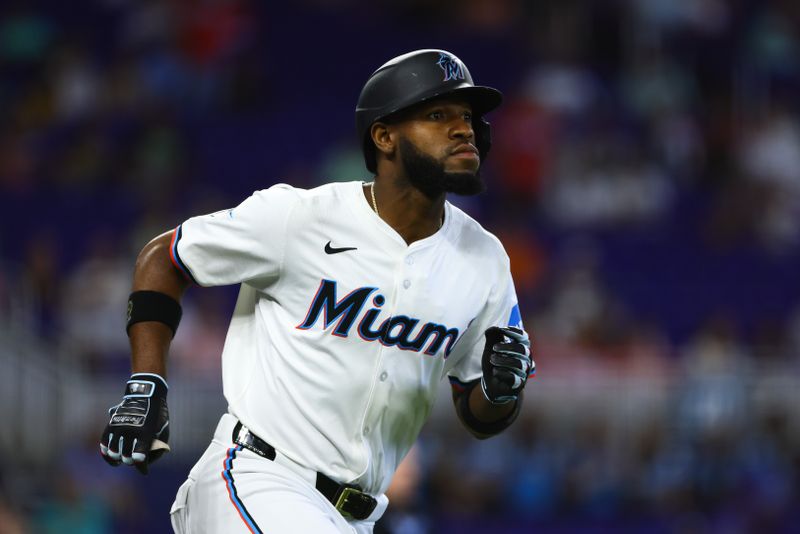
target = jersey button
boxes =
[380,371,388,381]
[405,257,414,265]
[403,279,411,289]
[363,426,370,435]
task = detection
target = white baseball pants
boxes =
[170,413,388,533]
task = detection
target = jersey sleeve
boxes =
[170,184,299,287]
[446,264,525,391]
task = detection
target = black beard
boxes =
[399,138,485,199]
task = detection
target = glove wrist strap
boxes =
[122,373,169,399]
[130,373,169,390]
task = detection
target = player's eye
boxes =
[463,111,473,122]
[428,110,443,120]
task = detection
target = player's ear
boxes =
[370,122,396,159]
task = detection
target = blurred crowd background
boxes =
[2,0,800,532]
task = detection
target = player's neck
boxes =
[364,180,445,245]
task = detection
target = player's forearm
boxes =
[129,231,191,378]
[454,384,522,439]
[129,323,173,377]
[468,383,518,422]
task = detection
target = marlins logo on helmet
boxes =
[437,52,465,81]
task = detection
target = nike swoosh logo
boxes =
[325,241,357,254]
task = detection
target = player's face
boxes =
[394,98,485,198]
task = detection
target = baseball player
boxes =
[100,49,534,533]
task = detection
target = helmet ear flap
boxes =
[364,118,393,174]
[364,138,378,174]
[474,117,492,164]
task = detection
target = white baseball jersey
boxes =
[170,180,522,495]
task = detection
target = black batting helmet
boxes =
[356,49,503,173]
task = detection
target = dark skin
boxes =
[128,231,190,378]
[366,95,517,436]
[366,97,480,244]
[128,95,513,440]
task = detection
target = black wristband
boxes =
[126,291,183,338]
[458,383,521,436]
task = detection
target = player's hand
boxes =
[481,326,534,404]
[100,373,171,475]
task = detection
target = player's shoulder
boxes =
[446,202,509,265]
[252,181,356,205]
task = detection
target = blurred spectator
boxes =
[0,122,37,192]
[21,230,61,337]
[543,127,675,229]
[534,240,622,344]
[47,39,101,123]
[631,0,731,36]
[60,231,132,374]
[170,289,229,383]
[488,97,558,206]
[737,105,800,248]
[32,472,113,534]
[0,3,53,66]
[0,496,27,534]
[505,237,548,304]
[123,109,186,202]
[679,317,751,438]
[746,1,800,80]
[376,445,430,534]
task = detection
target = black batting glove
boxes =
[481,326,534,405]
[100,373,170,475]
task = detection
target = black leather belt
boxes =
[232,421,377,521]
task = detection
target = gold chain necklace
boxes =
[370,182,379,216]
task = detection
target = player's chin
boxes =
[445,154,481,174]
